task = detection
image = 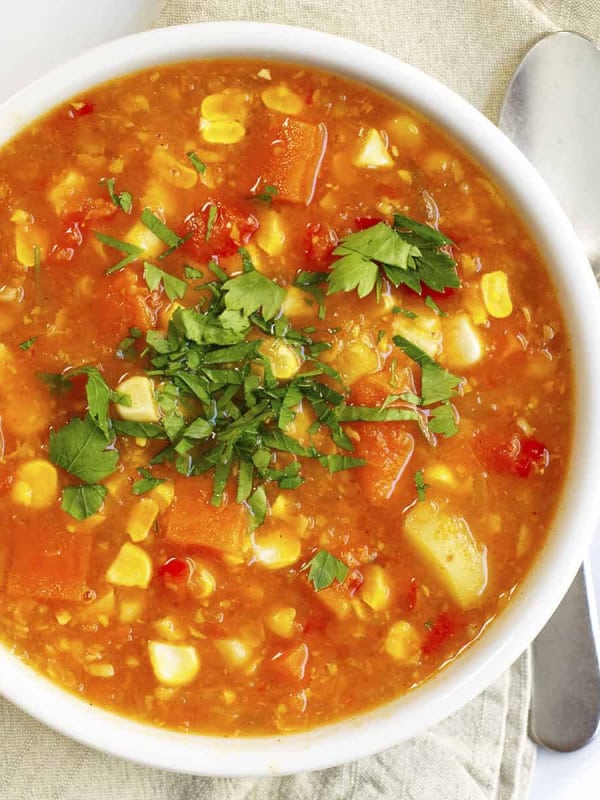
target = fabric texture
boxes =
[2,1,599,798]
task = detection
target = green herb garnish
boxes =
[61,484,107,520]
[19,337,37,351]
[414,470,429,501]
[186,151,207,174]
[143,262,187,302]
[304,550,349,591]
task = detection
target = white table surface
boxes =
[1,2,599,797]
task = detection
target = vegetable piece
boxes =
[165,476,248,557]
[270,642,309,682]
[105,542,153,588]
[353,128,394,168]
[253,529,301,570]
[182,202,259,258]
[474,433,549,478]
[214,638,255,668]
[11,459,58,509]
[265,607,297,638]
[260,117,327,204]
[255,209,286,256]
[442,314,483,369]
[201,119,246,144]
[481,270,513,318]
[352,421,415,502]
[6,528,92,601]
[384,620,421,663]
[403,500,487,609]
[422,612,456,655]
[259,338,303,380]
[148,641,200,686]
[151,148,198,189]
[359,564,392,611]
[126,498,160,542]
[305,550,349,591]
[261,85,305,115]
[114,376,159,423]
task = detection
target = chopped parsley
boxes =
[186,151,207,174]
[95,231,143,274]
[425,295,446,316]
[143,262,187,302]
[393,335,461,406]
[19,336,37,351]
[102,177,133,214]
[132,467,166,495]
[414,470,429,501]
[141,208,182,249]
[205,204,218,241]
[253,184,278,204]
[304,550,349,591]
[393,306,418,318]
[49,414,118,484]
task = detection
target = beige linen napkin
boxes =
[2,2,599,798]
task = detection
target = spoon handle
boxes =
[529,561,600,750]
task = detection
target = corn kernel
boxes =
[85,662,115,678]
[201,90,249,122]
[423,464,458,489]
[200,119,246,145]
[189,564,216,599]
[388,115,422,149]
[148,641,200,686]
[214,638,254,668]
[353,128,394,169]
[261,85,304,115]
[11,212,48,267]
[106,543,153,588]
[11,459,58,509]
[256,209,286,256]
[151,148,198,190]
[360,564,392,612]
[119,593,146,623]
[332,339,380,385]
[271,494,293,519]
[266,607,297,638]
[392,313,442,359]
[153,616,186,642]
[126,497,159,542]
[115,376,159,423]
[384,620,421,663]
[149,480,175,512]
[253,529,301,570]
[481,271,513,318]
[260,339,303,380]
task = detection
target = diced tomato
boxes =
[182,201,259,259]
[406,578,418,612]
[475,433,549,478]
[354,216,383,231]
[48,199,117,265]
[422,613,456,656]
[260,117,327,204]
[304,222,338,269]
[166,476,248,557]
[346,568,364,597]
[158,557,190,590]
[7,528,92,601]
[68,101,94,119]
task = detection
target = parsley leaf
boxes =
[37,371,73,396]
[102,177,132,214]
[247,485,268,530]
[141,208,181,248]
[425,295,446,316]
[253,184,278,204]
[61,484,107,520]
[143,262,187,302]
[205,204,218,241]
[222,271,285,321]
[78,366,112,439]
[327,251,379,298]
[428,401,458,438]
[132,467,166,495]
[393,335,461,405]
[304,550,349,591]
[49,414,118,484]
[414,470,429,501]
[95,231,143,274]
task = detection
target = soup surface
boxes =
[0,59,572,735]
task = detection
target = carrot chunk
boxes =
[349,372,415,502]
[7,528,92,601]
[165,476,248,556]
[262,118,327,204]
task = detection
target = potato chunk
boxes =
[148,641,200,686]
[115,376,159,423]
[353,129,394,169]
[360,564,392,611]
[384,620,421,663]
[253,529,301,569]
[12,460,58,509]
[404,501,487,609]
[106,543,153,589]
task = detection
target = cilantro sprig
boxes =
[304,550,349,591]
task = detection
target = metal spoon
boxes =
[499,31,600,752]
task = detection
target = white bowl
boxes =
[1,21,599,777]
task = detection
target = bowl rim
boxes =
[1,19,600,778]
